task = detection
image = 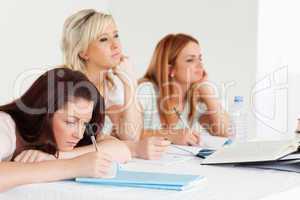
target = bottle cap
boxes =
[234,96,243,103]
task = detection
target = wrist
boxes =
[124,81,137,93]
[125,141,138,157]
[203,98,220,110]
[67,158,81,177]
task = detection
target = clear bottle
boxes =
[229,96,247,142]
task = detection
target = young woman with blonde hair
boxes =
[61,9,170,160]
[138,33,230,145]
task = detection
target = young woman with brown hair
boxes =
[0,68,131,192]
[138,33,230,146]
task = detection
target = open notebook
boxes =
[237,159,300,173]
[202,139,300,165]
[76,170,205,191]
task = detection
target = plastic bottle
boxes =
[229,96,247,142]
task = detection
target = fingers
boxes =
[36,155,47,162]
[140,137,170,160]
[147,154,163,160]
[146,149,165,160]
[28,150,39,163]
[153,145,168,153]
[187,132,202,146]
[202,70,208,80]
[187,135,198,146]
[13,152,24,162]
[14,150,55,163]
[193,132,201,145]
[14,151,31,163]
[151,137,170,153]
[98,160,113,170]
[152,137,171,147]
[120,55,129,61]
[94,152,115,178]
[21,151,33,162]
[117,55,129,68]
[173,129,200,146]
[97,151,113,164]
[92,163,113,178]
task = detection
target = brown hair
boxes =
[0,68,105,155]
[141,33,200,126]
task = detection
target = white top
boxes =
[102,73,124,135]
[103,73,124,109]
[102,116,113,135]
[137,82,208,132]
[0,111,17,162]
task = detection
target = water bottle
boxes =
[229,96,247,142]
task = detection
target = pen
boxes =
[173,107,206,157]
[163,137,195,156]
[173,107,202,144]
[85,123,99,152]
[173,107,190,129]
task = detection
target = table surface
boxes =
[1,155,300,200]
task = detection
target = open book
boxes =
[202,139,300,165]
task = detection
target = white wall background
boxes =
[0,0,278,139]
[110,0,258,138]
[255,0,300,139]
[111,0,258,105]
[0,0,110,104]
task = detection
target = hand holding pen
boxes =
[167,129,200,146]
[84,123,117,178]
[85,123,99,152]
[168,107,201,146]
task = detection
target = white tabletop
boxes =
[1,156,300,200]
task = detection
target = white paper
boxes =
[129,154,193,166]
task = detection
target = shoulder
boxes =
[137,81,158,95]
[0,111,17,161]
[136,81,158,110]
[0,111,16,129]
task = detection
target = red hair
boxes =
[141,33,200,126]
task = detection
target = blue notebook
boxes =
[76,170,204,191]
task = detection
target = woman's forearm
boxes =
[120,83,143,141]
[59,138,131,163]
[201,98,230,137]
[0,159,76,192]
[140,129,170,140]
[59,145,93,159]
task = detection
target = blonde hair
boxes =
[61,9,115,72]
[140,33,200,126]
